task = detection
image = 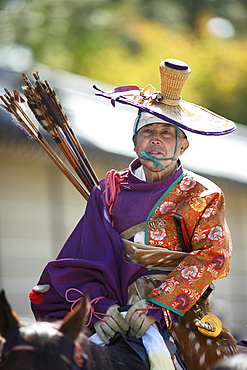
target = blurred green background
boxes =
[0,0,246,125]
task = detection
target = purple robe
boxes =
[31,159,183,328]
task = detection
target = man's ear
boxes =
[180,139,189,154]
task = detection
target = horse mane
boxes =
[16,321,70,370]
[21,322,115,370]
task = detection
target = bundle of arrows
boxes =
[0,72,99,200]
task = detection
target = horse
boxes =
[0,289,246,370]
[0,290,150,370]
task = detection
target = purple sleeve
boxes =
[31,185,147,326]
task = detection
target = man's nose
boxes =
[151,133,161,144]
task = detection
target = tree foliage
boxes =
[0,0,246,124]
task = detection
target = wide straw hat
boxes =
[94,58,236,136]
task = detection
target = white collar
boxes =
[133,165,146,180]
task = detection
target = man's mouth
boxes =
[148,150,163,156]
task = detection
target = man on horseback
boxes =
[29,59,238,369]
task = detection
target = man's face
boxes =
[134,123,189,175]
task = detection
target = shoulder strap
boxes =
[120,218,166,239]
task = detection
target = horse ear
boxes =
[60,295,90,341]
[0,290,20,338]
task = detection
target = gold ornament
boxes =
[194,314,223,337]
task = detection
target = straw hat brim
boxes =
[94,86,236,136]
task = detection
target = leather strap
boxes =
[120,218,166,239]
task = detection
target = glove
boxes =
[93,304,128,344]
[125,299,156,339]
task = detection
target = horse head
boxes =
[0,290,89,370]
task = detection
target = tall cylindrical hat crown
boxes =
[159,59,191,104]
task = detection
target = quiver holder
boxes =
[0,72,99,200]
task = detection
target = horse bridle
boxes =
[1,327,87,370]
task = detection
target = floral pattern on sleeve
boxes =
[146,172,232,316]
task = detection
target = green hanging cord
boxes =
[173,126,179,158]
[139,151,167,170]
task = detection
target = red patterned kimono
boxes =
[145,170,231,316]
